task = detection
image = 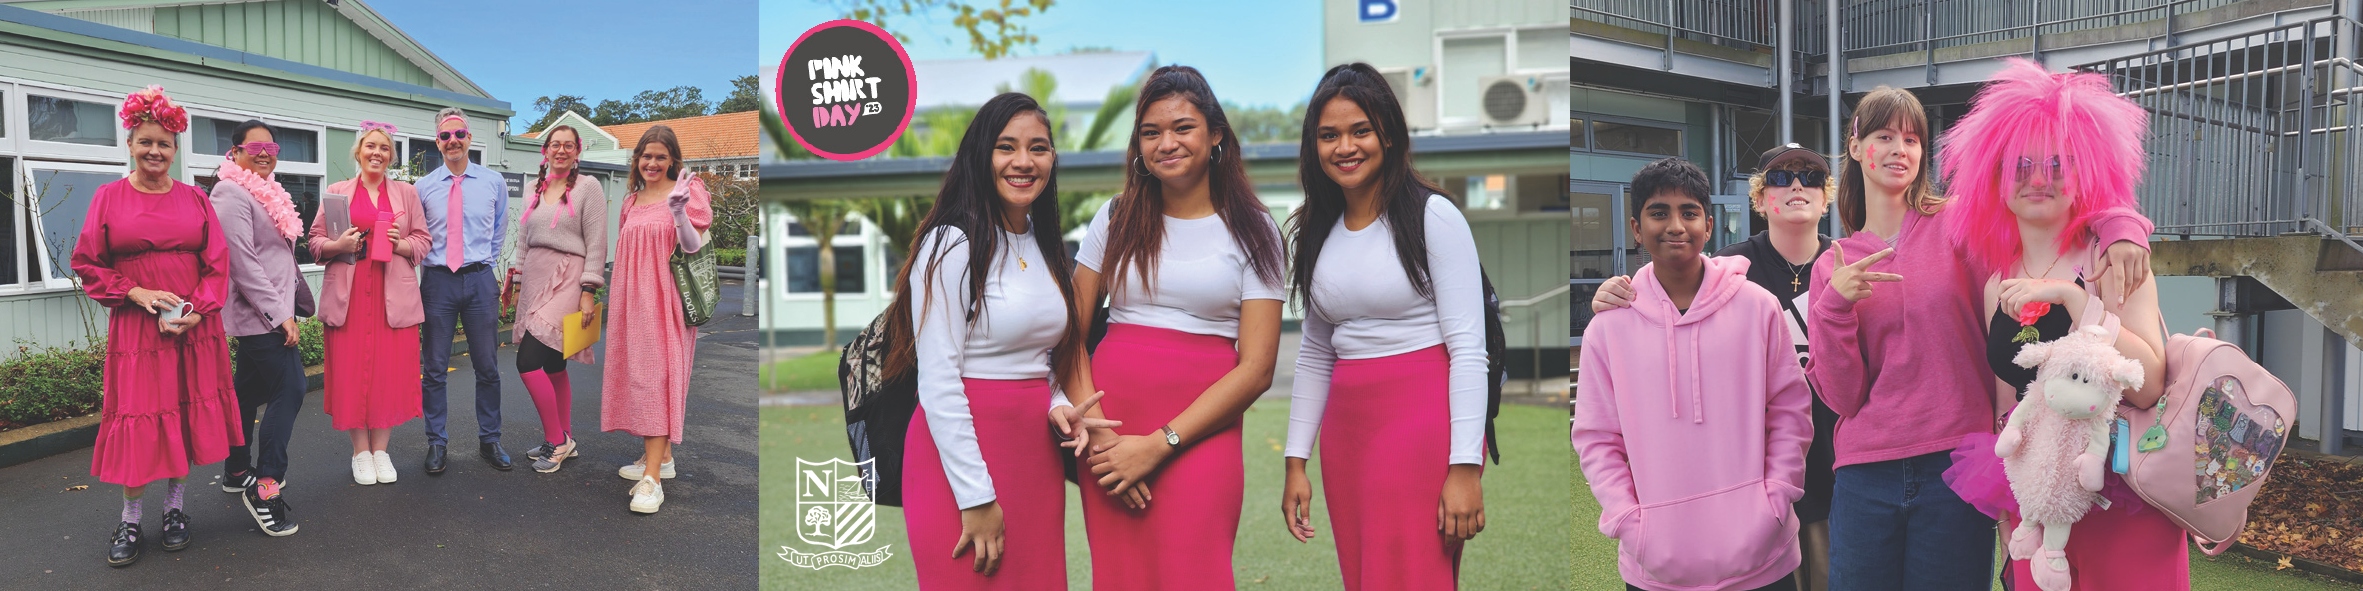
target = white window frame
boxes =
[0,85,15,153]
[182,110,329,183]
[777,213,873,301]
[17,85,129,162]
[11,161,128,293]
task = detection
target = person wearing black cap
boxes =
[1591,142,1839,591]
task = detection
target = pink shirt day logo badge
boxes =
[777,19,916,161]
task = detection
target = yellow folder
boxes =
[562,306,603,358]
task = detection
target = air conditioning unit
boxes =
[1477,74,1549,127]
[1380,66,1437,131]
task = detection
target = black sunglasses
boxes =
[438,130,470,142]
[1765,169,1828,188]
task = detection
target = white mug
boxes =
[158,301,194,324]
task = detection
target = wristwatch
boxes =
[1161,425,1180,448]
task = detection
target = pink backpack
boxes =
[2117,327,2297,554]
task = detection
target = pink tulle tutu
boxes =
[1943,431,2146,520]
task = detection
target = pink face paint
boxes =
[1773,205,1783,215]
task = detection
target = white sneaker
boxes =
[629,477,664,514]
[371,451,398,483]
[351,454,377,485]
[619,459,676,481]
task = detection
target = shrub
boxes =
[715,247,748,268]
[0,340,106,429]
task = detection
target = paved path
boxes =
[0,282,761,589]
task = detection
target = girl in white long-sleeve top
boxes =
[882,92,1109,589]
[1063,64,1289,591]
[1280,63,1491,591]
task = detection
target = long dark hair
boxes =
[881,93,1084,383]
[1288,63,1449,311]
[1100,65,1285,297]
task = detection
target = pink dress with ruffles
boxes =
[71,180,242,487]
[599,181,710,443]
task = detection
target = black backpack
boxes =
[839,312,918,507]
[1478,271,1507,464]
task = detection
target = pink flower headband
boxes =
[359,120,398,135]
[119,85,188,134]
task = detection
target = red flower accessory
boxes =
[118,85,188,134]
[2010,301,2053,343]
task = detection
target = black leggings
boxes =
[516,333,568,376]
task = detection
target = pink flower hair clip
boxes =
[118,85,188,134]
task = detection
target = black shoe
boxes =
[523,442,554,461]
[221,469,254,493]
[242,488,298,537]
[106,521,141,567]
[159,509,190,551]
[481,442,513,471]
[424,444,447,475]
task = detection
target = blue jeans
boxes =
[420,265,501,446]
[1828,450,1993,591]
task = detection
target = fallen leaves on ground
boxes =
[2241,455,2363,573]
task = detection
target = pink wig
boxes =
[1940,58,2147,272]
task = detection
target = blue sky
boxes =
[375,0,758,131]
[761,0,1324,109]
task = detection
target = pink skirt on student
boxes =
[903,377,1066,590]
[1080,323,1244,590]
[2003,493,2190,590]
[1322,345,1463,590]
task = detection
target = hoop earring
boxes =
[1134,156,1153,177]
[1213,144,1223,163]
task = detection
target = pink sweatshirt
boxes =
[1806,207,2152,468]
[1573,255,1812,591]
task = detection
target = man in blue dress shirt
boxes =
[416,107,511,473]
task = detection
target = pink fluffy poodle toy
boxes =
[1995,321,2144,590]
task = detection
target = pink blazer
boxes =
[310,178,431,328]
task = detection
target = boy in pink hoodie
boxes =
[1574,158,1813,591]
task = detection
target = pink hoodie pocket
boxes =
[1630,480,1787,588]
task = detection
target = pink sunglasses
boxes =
[235,141,280,158]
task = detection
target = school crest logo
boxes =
[779,458,893,570]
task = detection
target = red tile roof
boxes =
[529,110,759,161]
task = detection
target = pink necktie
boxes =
[446,175,465,272]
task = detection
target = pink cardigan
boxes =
[309,178,431,328]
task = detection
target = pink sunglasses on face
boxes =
[235,142,281,157]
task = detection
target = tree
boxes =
[1223,101,1308,145]
[703,172,762,256]
[633,86,711,122]
[590,99,641,126]
[780,200,854,348]
[829,0,1056,60]
[803,506,831,536]
[717,75,763,114]
[528,95,591,133]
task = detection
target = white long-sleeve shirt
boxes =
[912,225,1072,509]
[1285,195,1490,465]
[1074,201,1285,337]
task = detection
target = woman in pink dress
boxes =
[309,123,431,487]
[74,86,239,567]
[514,124,607,474]
[602,125,710,514]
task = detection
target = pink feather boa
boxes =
[216,162,303,241]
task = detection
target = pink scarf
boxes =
[217,162,302,241]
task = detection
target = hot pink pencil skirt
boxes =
[903,377,1066,590]
[1081,323,1245,590]
[1322,345,1462,590]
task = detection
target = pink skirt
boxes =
[1322,345,1462,590]
[903,377,1066,590]
[1080,323,1243,590]
[2003,499,2190,589]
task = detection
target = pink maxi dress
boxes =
[600,180,710,443]
[72,180,242,487]
[320,181,423,430]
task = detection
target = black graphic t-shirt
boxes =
[1714,230,1837,524]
